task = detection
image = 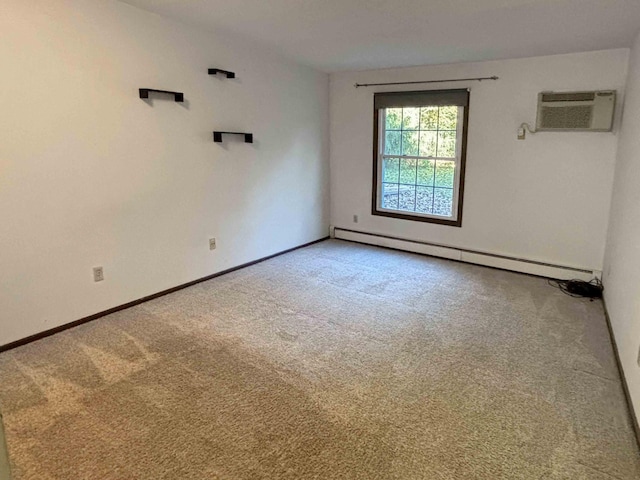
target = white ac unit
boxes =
[536,90,616,132]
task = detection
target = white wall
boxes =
[603,32,640,416]
[330,50,628,272]
[0,0,329,346]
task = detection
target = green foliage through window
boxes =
[380,105,460,217]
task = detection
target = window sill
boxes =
[372,208,462,227]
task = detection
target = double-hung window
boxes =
[372,89,470,227]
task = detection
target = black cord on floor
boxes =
[548,278,603,300]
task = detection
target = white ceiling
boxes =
[120,0,640,72]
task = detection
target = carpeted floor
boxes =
[0,415,9,480]
[0,239,638,479]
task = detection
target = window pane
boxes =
[399,158,417,184]
[385,131,401,155]
[385,108,402,130]
[417,159,435,186]
[401,131,419,156]
[382,183,399,209]
[418,131,437,157]
[420,106,438,130]
[435,160,455,188]
[433,188,454,217]
[376,97,466,224]
[402,107,420,130]
[416,186,434,214]
[382,157,400,183]
[398,186,416,211]
[438,106,458,130]
[437,131,456,158]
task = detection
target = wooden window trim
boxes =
[371,97,470,227]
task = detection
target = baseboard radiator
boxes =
[332,227,600,281]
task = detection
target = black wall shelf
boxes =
[208,68,236,79]
[139,88,184,102]
[213,131,253,143]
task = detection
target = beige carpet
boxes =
[0,239,638,479]
[0,414,9,480]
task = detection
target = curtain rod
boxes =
[354,76,499,88]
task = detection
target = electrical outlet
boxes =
[93,266,104,282]
[517,127,526,140]
[353,215,359,223]
[209,238,216,250]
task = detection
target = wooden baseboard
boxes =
[0,237,329,353]
[602,298,640,449]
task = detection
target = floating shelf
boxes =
[208,68,236,79]
[139,88,184,102]
[213,131,253,143]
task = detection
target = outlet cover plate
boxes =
[93,267,104,282]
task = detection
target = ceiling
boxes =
[120,0,640,72]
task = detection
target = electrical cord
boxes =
[548,278,603,300]
[519,122,537,134]
[517,122,537,140]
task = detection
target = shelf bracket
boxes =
[213,131,253,143]
[139,88,184,102]
[208,68,236,79]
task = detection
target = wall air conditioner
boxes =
[536,90,616,132]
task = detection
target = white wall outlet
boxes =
[353,214,359,223]
[93,266,104,282]
[517,127,526,140]
[209,238,216,250]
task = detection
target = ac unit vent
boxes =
[540,106,592,130]
[541,92,595,103]
[536,90,616,132]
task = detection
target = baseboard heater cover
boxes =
[332,227,599,281]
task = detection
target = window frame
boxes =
[371,90,470,227]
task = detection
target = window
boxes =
[372,89,469,227]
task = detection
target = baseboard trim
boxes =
[602,298,640,449]
[0,236,329,353]
[333,227,599,281]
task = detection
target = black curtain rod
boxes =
[354,76,498,88]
